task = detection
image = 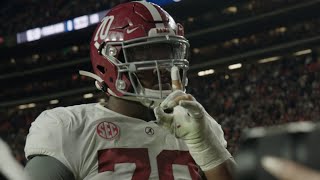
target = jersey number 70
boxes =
[98,148,201,180]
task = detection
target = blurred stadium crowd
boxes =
[0,0,304,36]
[1,18,319,101]
[1,53,319,165]
[0,0,127,36]
[0,0,319,168]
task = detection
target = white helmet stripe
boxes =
[136,1,165,28]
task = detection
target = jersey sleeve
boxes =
[25,156,75,180]
[24,108,76,178]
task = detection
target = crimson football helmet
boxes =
[80,1,189,108]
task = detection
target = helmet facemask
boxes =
[101,35,189,108]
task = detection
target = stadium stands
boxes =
[0,0,319,166]
[1,53,319,162]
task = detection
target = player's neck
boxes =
[106,96,155,122]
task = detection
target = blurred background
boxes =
[0,0,319,167]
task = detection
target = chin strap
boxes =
[79,70,166,109]
[79,70,103,82]
[79,70,105,90]
[106,88,157,108]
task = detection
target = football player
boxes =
[24,1,235,179]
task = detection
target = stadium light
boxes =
[50,99,59,105]
[18,103,36,109]
[17,0,181,44]
[197,69,214,76]
[89,14,100,24]
[228,63,242,70]
[84,93,94,99]
[18,104,27,110]
[74,15,89,30]
[293,49,312,56]
[27,103,36,108]
[223,6,238,14]
[258,56,280,64]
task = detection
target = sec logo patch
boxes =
[97,121,119,140]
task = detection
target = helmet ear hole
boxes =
[97,65,106,74]
[107,46,118,57]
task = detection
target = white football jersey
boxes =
[25,103,204,180]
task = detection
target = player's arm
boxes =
[155,95,235,180]
[25,155,75,180]
[203,158,235,180]
[154,66,235,180]
[24,109,77,180]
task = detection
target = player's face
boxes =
[126,43,186,90]
[127,43,175,61]
[136,68,171,90]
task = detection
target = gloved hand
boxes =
[154,89,232,171]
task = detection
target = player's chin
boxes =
[151,83,172,90]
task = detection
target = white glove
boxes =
[154,90,232,171]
